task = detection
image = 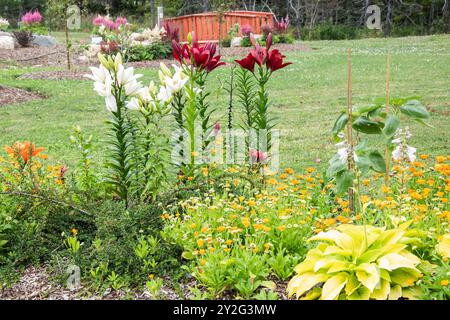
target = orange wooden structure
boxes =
[163,11,274,42]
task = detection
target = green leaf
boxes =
[336,170,354,194]
[181,251,194,260]
[332,113,348,139]
[382,114,400,138]
[326,156,346,178]
[353,104,382,117]
[399,100,430,119]
[352,116,383,134]
[368,150,386,173]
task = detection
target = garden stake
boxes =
[347,48,355,214]
[384,52,392,185]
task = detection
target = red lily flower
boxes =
[206,55,226,72]
[172,40,190,64]
[172,32,225,73]
[235,53,256,73]
[266,49,292,72]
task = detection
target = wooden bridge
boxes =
[163,11,274,43]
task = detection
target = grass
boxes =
[0,34,449,172]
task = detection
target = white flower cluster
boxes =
[335,132,358,164]
[392,127,416,163]
[85,53,189,114]
[0,17,9,30]
[130,25,166,46]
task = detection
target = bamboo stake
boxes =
[384,52,391,185]
[347,48,355,214]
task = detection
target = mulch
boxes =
[0,85,44,106]
[0,264,290,300]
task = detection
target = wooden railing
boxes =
[163,11,274,42]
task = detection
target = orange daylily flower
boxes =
[4,141,47,164]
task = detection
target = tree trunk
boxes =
[385,0,393,36]
[65,24,71,71]
[444,0,450,33]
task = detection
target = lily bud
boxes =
[114,53,123,72]
[159,62,172,77]
[97,53,109,69]
[187,32,192,45]
[148,81,158,95]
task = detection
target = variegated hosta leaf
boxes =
[436,234,450,259]
[321,273,348,300]
[378,252,420,271]
[389,268,422,287]
[355,263,380,292]
[287,272,328,299]
[370,278,390,300]
[388,285,403,300]
[309,230,354,251]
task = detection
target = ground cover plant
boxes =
[0,25,449,301]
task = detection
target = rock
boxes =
[231,37,242,47]
[0,31,12,37]
[0,36,15,50]
[91,36,103,45]
[32,35,57,48]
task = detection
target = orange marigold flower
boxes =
[441,279,449,286]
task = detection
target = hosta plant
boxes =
[287,222,423,300]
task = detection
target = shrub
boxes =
[127,42,172,62]
[240,36,252,47]
[287,223,423,300]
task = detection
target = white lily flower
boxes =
[85,64,109,83]
[93,72,113,97]
[126,97,141,111]
[125,79,143,96]
[157,86,173,103]
[105,95,117,113]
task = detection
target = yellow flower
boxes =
[440,279,449,286]
[420,154,429,160]
[71,228,78,236]
[284,168,295,174]
[436,156,446,163]
[197,239,204,247]
[148,274,155,280]
[362,179,370,186]
[247,200,256,207]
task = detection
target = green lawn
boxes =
[1,35,449,171]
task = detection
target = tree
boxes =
[46,0,88,70]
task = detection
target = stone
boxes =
[91,36,103,45]
[32,35,57,48]
[0,31,11,37]
[231,37,242,47]
[0,36,15,50]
